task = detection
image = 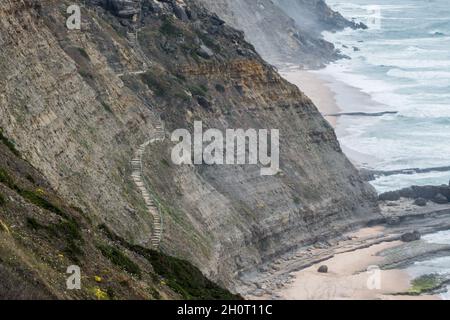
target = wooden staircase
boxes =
[130,122,165,250]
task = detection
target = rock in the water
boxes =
[318,265,328,273]
[434,193,448,204]
[414,198,427,207]
[401,231,421,242]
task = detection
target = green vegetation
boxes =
[76,47,90,61]
[18,189,64,217]
[141,72,167,97]
[215,84,225,93]
[98,244,141,277]
[160,158,171,167]
[79,69,94,81]
[1,165,84,262]
[175,73,187,82]
[98,224,240,300]
[0,193,6,206]
[0,167,67,218]
[407,274,445,295]
[101,102,113,114]
[188,84,208,97]
[26,217,42,230]
[0,128,20,157]
[148,287,161,300]
[0,168,14,188]
[174,91,191,102]
[25,174,35,184]
[138,248,239,300]
[26,216,84,262]
[160,17,182,37]
[48,220,82,242]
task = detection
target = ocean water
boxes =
[408,230,450,299]
[317,2,450,298]
[320,0,450,193]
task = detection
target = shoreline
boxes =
[279,66,384,169]
[246,67,450,300]
[244,200,450,300]
[279,67,341,128]
[274,238,424,300]
[273,235,440,300]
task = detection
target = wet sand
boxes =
[279,67,340,128]
[276,240,437,300]
[271,66,446,300]
[279,66,385,168]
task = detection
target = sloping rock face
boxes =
[272,0,365,36]
[0,136,238,299]
[0,0,379,293]
[195,0,357,68]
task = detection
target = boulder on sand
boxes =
[318,265,328,273]
[433,193,448,204]
[414,198,427,207]
[401,231,421,242]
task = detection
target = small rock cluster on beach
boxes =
[379,184,450,205]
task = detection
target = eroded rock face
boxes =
[272,0,366,35]
[195,0,346,68]
[100,0,140,18]
[0,0,379,292]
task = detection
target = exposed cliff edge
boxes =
[273,0,366,36]
[196,0,365,68]
[0,0,379,296]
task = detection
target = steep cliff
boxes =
[272,0,366,36]
[0,129,238,299]
[196,0,363,68]
[0,0,379,297]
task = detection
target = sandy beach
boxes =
[279,67,340,128]
[248,220,449,300]
[241,183,450,301]
[275,239,438,300]
[269,67,449,300]
[279,66,384,169]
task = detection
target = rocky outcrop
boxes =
[0,0,379,294]
[101,0,140,18]
[197,0,352,68]
[272,0,366,36]
[0,127,237,300]
[379,185,450,204]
